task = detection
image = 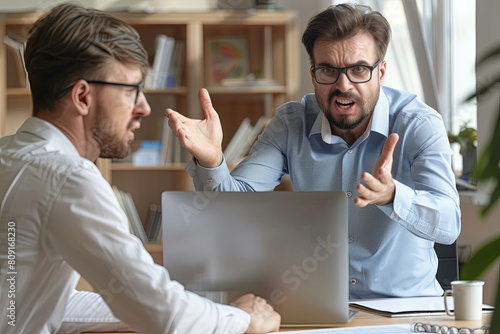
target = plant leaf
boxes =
[480,179,500,217]
[477,44,500,65]
[466,74,500,102]
[461,234,500,279]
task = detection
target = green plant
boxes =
[461,44,500,333]
[448,122,477,156]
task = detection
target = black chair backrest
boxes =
[434,241,459,291]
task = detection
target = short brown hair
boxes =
[25,3,148,113]
[302,3,391,65]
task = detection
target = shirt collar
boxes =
[18,117,81,157]
[311,87,390,144]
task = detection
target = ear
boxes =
[70,80,92,116]
[378,60,387,86]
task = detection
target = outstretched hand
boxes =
[354,133,399,207]
[165,88,223,168]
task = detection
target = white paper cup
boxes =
[444,280,484,320]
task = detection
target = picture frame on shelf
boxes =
[205,37,249,86]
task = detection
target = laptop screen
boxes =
[161,191,349,325]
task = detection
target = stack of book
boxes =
[223,116,269,164]
[112,186,148,243]
[159,116,189,165]
[145,34,185,89]
[145,204,162,242]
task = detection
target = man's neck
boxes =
[35,113,99,161]
[331,115,372,147]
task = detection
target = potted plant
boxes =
[461,43,500,333]
[448,123,477,178]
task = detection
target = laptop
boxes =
[161,191,350,325]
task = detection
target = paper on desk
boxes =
[349,297,495,317]
[274,324,412,334]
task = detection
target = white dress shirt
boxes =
[0,117,250,334]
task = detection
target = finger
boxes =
[379,133,399,167]
[356,183,377,204]
[165,108,175,118]
[198,88,217,120]
[360,172,383,193]
[354,196,369,208]
[166,109,186,125]
[377,166,393,184]
[273,312,281,332]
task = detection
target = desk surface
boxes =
[87,309,493,333]
[279,309,492,331]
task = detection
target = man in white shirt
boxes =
[0,3,280,333]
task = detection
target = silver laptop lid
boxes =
[161,191,349,325]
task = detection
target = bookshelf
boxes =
[0,10,300,235]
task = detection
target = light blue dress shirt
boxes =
[187,86,461,299]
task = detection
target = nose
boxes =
[334,72,354,91]
[134,91,151,117]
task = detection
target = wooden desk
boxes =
[86,309,493,333]
[279,309,492,331]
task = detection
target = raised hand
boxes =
[230,294,281,333]
[354,133,399,207]
[165,88,223,168]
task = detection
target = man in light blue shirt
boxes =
[166,3,460,299]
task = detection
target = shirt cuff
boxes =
[215,304,251,334]
[377,179,408,221]
[186,156,231,191]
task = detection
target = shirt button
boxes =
[346,191,352,198]
[394,214,398,218]
[348,236,354,243]
[207,179,213,183]
[350,279,357,285]
[348,149,353,154]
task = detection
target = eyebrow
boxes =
[316,60,372,68]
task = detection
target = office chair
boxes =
[434,241,459,291]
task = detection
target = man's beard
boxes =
[321,89,377,131]
[91,108,131,160]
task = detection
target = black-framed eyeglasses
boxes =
[57,80,144,105]
[311,59,382,85]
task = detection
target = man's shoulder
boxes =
[383,86,441,120]
[276,94,319,118]
[5,138,101,184]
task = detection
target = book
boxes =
[160,116,172,165]
[349,297,495,318]
[146,203,162,242]
[3,33,29,89]
[223,117,252,163]
[112,186,148,243]
[206,37,249,85]
[167,41,185,87]
[146,34,175,89]
[112,185,133,233]
[233,115,269,161]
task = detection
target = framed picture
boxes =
[206,37,249,85]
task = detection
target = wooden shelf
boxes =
[205,85,286,94]
[144,86,188,95]
[7,87,31,96]
[1,10,299,232]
